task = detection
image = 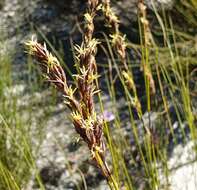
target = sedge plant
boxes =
[25,0,119,189]
[24,0,197,189]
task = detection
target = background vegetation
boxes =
[0,0,196,190]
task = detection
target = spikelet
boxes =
[138,0,156,94]
[25,1,119,188]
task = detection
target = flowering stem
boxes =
[94,150,119,190]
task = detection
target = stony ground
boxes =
[1,0,197,190]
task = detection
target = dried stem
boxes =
[138,0,156,94]
[101,0,142,118]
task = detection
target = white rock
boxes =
[4,84,25,96]
[145,0,175,10]
[159,141,197,190]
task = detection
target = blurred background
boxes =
[0,0,196,190]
